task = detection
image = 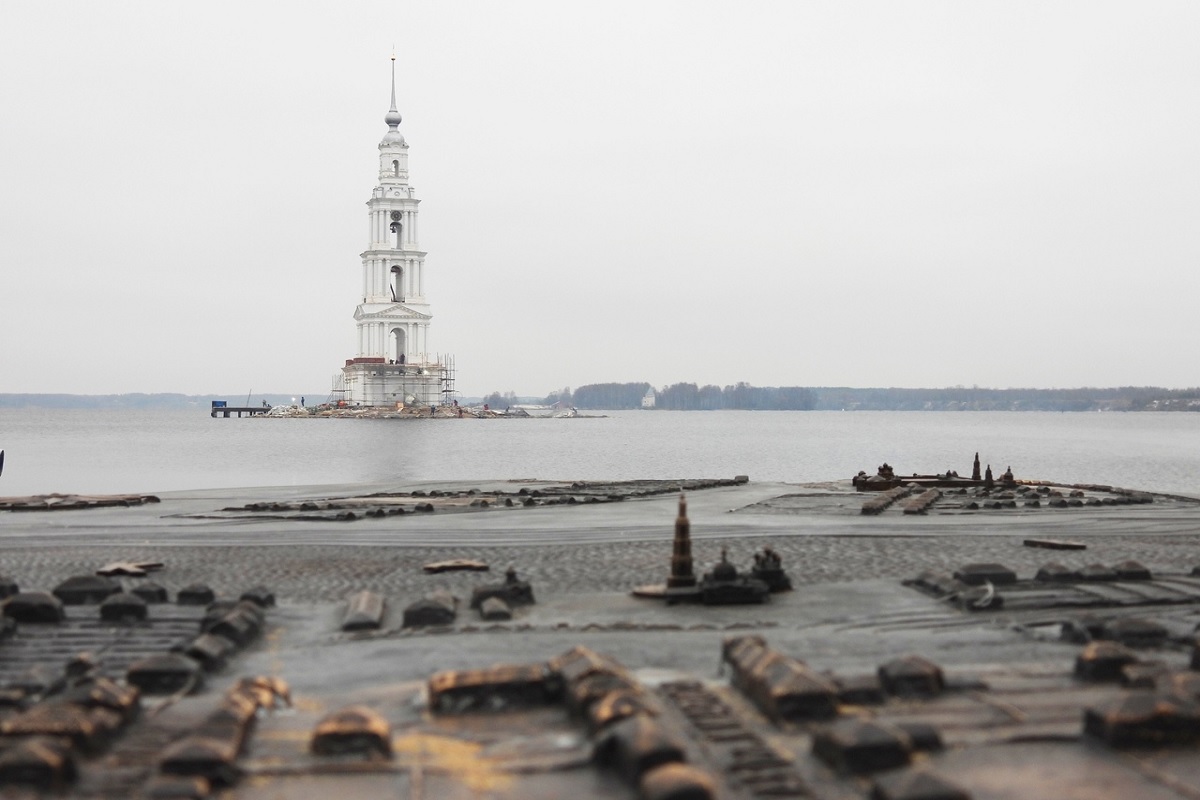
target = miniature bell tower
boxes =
[667,494,697,589]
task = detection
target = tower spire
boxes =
[383,53,404,137]
[389,52,398,115]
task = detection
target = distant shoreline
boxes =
[2,386,1197,413]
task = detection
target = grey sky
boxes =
[2,1,1197,397]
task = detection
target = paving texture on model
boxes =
[0,478,1199,798]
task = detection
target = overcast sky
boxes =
[2,2,1197,397]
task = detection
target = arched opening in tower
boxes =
[390,265,404,302]
[391,327,407,365]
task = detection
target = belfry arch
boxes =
[391,327,407,363]
[390,265,404,302]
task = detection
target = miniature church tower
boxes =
[339,56,450,407]
[668,494,697,589]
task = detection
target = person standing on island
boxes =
[300,397,305,407]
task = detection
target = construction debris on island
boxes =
[254,403,597,420]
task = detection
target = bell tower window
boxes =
[392,160,399,177]
[389,210,402,248]
[390,265,404,302]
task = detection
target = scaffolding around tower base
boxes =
[335,354,456,408]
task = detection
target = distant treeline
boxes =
[810,386,1200,412]
[480,382,817,410]
[654,383,816,410]
[477,384,1200,412]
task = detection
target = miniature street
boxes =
[1,476,1200,798]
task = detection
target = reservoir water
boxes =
[0,409,1197,498]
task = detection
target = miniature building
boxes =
[469,568,534,609]
[310,706,393,758]
[402,591,457,628]
[667,494,696,591]
[698,549,769,605]
[854,453,1018,493]
[636,498,784,605]
[723,635,839,721]
[427,664,559,714]
[751,546,793,592]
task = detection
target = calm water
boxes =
[0,409,1197,498]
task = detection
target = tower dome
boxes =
[711,549,738,582]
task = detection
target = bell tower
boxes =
[339,56,448,408]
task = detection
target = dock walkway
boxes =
[210,405,271,418]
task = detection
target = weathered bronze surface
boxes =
[594,713,688,785]
[667,494,697,590]
[96,560,164,577]
[0,475,1197,797]
[402,590,457,628]
[878,655,945,698]
[871,769,971,800]
[469,567,535,609]
[50,575,120,605]
[0,736,77,790]
[178,632,237,672]
[132,580,170,603]
[479,595,512,620]
[3,590,65,623]
[341,589,386,631]
[100,591,149,621]
[126,653,205,695]
[429,663,559,714]
[176,583,216,605]
[310,705,393,758]
[812,718,914,774]
[638,762,717,800]
[723,635,839,722]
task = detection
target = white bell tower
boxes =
[339,56,449,408]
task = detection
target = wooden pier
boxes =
[211,404,272,418]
